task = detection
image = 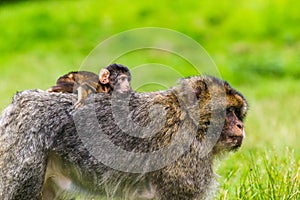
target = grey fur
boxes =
[0,76,247,200]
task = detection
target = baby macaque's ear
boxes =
[99,69,110,84]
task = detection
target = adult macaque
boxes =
[0,75,247,200]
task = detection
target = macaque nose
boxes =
[236,121,243,130]
[228,121,245,139]
[236,121,246,138]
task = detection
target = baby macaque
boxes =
[47,63,131,108]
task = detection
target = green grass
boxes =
[217,148,300,200]
[0,0,299,199]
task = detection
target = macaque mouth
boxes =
[225,135,243,149]
[231,144,241,151]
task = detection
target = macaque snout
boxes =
[228,125,245,148]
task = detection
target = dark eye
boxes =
[120,77,126,82]
[227,107,243,120]
[226,107,234,113]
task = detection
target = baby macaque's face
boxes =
[113,74,131,94]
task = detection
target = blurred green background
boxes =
[0,0,299,199]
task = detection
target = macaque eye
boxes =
[226,107,234,113]
[226,106,239,115]
[118,76,127,82]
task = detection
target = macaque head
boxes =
[99,63,132,94]
[183,76,248,153]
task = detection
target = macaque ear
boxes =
[99,69,110,84]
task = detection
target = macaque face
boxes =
[113,74,131,94]
[220,107,245,150]
[213,85,248,152]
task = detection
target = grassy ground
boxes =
[0,0,299,199]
